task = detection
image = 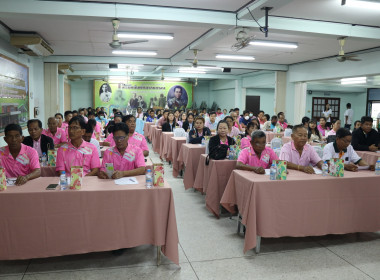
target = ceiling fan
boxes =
[109,18,148,49]
[185,49,220,69]
[231,27,255,51]
[336,36,361,62]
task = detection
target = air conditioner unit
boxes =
[10,34,54,56]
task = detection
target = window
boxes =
[312,97,340,122]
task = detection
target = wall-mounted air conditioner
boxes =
[10,33,54,56]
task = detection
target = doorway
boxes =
[245,96,260,116]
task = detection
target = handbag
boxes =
[205,144,229,165]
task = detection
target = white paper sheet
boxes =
[358,166,370,170]
[114,177,139,185]
[6,178,17,186]
[313,168,323,175]
[265,169,271,175]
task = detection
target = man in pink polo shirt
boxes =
[279,124,323,173]
[236,130,279,174]
[123,115,149,157]
[98,123,146,179]
[42,117,68,148]
[56,116,100,176]
[0,124,41,185]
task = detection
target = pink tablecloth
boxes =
[265,132,284,143]
[282,136,291,144]
[159,132,174,161]
[193,154,237,217]
[177,144,206,190]
[171,137,187,177]
[151,127,163,154]
[143,122,155,139]
[0,176,179,265]
[221,169,380,253]
[356,151,380,165]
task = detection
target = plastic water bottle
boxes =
[60,171,67,191]
[41,152,47,167]
[322,161,328,176]
[201,138,205,146]
[270,164,277,180]
[229,148,235,160]
[146,169,153,189]
[375,160,380,175]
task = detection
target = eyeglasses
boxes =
[113,136,127,141]
[68,126,82,130]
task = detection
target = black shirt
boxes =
[351,127,380,151]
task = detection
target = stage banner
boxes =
[94,80,193,115]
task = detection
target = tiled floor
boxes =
[1,143,380,280]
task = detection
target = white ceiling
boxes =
[1,0,380,82]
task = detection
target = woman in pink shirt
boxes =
[277,112,288,131]
[317,117,330,137]
[241,122,259,149]
[326,119,341,137]
[55,113,65,129]
[98,123,146,179]
[56,116,100,176]
[224,116,240,137]
[279,125,323,173]
[124,115,149,157]
[237,130,279,174]
[0,124,41,185]
[42,117,68,148]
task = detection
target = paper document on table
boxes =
[6,178,17,186]
[114,177,139,185]
[265,169,270,175]
[313,168,322,175]
[358,166,370,170]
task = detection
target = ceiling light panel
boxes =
[112,50,157,56]
[117,32,174,40]
[215,54,255,61]
[249,40,298,48]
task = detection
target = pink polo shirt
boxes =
[56,140,101,176]
[104,132,148,152]
[33,137,43,157]
[237,146,278,169]
[241,136,251,149]
[42,128,67,146]
[317,124,330,137]
[100,144,145,172]
[279,141,321,167]
[0,144,40,177]
[326,130,337,137]
[95,122,102,133]
[278,122,288,130]
[60,122,68,129]
[227,126,240,137]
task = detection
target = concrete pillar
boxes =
[293,82,307,124]
[58,74,65,115]
[275,71,287,115]
[43,63,59,125]
[234,79,243,109]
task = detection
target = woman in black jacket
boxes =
[189,117,211,144]
[208,120,235,160]
[182,113,195,132]
[162,112,178,132]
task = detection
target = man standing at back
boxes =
[344,103,354,130]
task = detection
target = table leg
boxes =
[157,245,161,266]
[255,236,261,254]
[237,213,241,234]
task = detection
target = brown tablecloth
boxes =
[221,169,380,253]
[159,132,174,161]
[177,144,206,189]
[0,176,179,265]
[151,127,163,154]
[265,132,284,143]
[143,122,155,139]
[171,137,187,177]
[282,136,292,144]
[356,151,380,165]
[193,154,237,218]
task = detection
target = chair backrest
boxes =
[313,146,324,158]
[327,135,336,144]
[271,137,283,150]
[173,128,186,137]
[284,128,292,137]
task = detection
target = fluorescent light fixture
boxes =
[110,69,139,72]
[118,64,144,68]
[249,40,298,49]
[345,0,380,9]
[197,66,224,71]
[341,77,367,85]
[215,54,255,61]
[179,70,206,74]
[164,78,182,81]
[118,32,174,40]
[112,50,157,56]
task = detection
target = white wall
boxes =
[193,80,210,108]
[70,79,93,110]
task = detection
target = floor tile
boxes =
[191,248,372,280]
[0,276,23,280]
[24,263,197,280]
[0,260,29,277]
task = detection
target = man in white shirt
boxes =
[344,103,354,130]
[83,124,101,157]
[322,128,372,171]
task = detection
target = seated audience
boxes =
[182,113,195,132]
[239,110,251,128]
[236,130,279,174]
[308,119,322,142]
[55,113,65,129]
[124,115,149,157]
[317,117,330,137]
[241,122,259,149]
[277,112,288,131]
[56,116,100,176]
[323,128,373,171]
[146,109,156,122]
[42,117,67,148]
[205,111,218,132]
[353,120,361,131]
[23,119,55,157]
[78,108,88,123]
[230,111,244,132]
[279,124,323,173]
[262,115,281,131]
[224,116,240,137]
[98,123,146,179]
[95,111,108,125]
[257,110,266,125]
[63,110,72,128]
[208,121,235,159]
[352,116,380,151]
[177,113,187,128]
[302,116,310,129]
[82,124,101,157]
[326,119,341,136]
[189,117,211,144]
[162,111,178,132]
[156,110,169,129]
[0,123,41,185]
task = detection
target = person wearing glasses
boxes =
[42,117,68,148]
[56,116,100,176]
[0,123,41,185]
[98,123,146,179]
